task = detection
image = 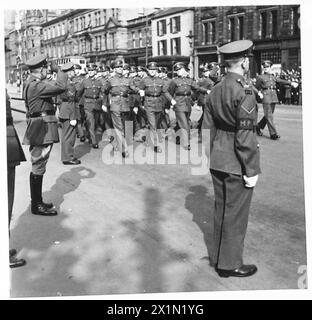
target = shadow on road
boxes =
[185,185,215,264]
[10,166,96,297]
[73,142,92,159]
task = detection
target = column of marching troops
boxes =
[7,39,297,278]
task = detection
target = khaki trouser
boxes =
[30,144,53,175]
[210,169,254,270]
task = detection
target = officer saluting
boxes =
[58,62,82,165]
[203,40,261,278]
[23,54,67,216]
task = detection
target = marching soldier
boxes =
[23,54,67,216]
[255,60,292,139]
[138,62,171,153]
[79,64,103,148]
[58,62,82,165]
[102,59,139,158]
[196,62,220,142]
[158,67,172,133]
[203,40,261,278]
[167,62,209,150]
[73,64,86,141]
[7,89,27,268]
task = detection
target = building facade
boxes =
[150,7,194,70]
[194,5,301,78]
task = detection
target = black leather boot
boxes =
[30,173,54,209]
[30,173,57,216]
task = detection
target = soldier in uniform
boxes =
[255,60,292,139]
[102,59,139,157]
[7,89,27,268]
[79,64,103,148]
[138,62,172,153]
[57,62,82,165]
[158,67,172,133]
[73,64,86,141]
[23,54,67,216]
[203,40,260,278]
[196,62,219,142]
[167,62,209,150]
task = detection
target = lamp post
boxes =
[186,30,194,79]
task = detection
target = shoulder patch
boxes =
[245,88,253,95]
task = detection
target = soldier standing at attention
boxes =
[203,40,261,278]
[167,62,209,150]
[255,60,292,139]
[79,64,103,149]
[102,59,139,158]
[23,54,67,216]
[138,62,171,153]
[58,62,82,165]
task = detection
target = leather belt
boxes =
[29,111,55,118]
[85,96,99,99]
[146,94,161,97]
[111,93,129,97]
[216,124,256,132]
[176,93,191,96]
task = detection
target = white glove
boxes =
[70,119,77,127]
[133,107,138,114]
[258,92,263,100]
[139,90,145,97]
[291,82,299,88]
[102,105,108,112]
[171,99,176,106]
[207,90,211,95]
[243,175,258,188]
[165,109,170,114]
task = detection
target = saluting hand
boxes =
[133,107,138,114]
[102,105,108,112]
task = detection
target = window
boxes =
[111,32,115,49]
[112,8,115,17]
[157,19,167,36]
[96,35,101,51]
[94,12,98,27]
[260,49,281,64]
[238,16,244,40]
[132,31,136,48]
[138,29,143,47]
[98,11,101,26]
[271,10,277,38]
[31,40,34,47]
[170,16,181,33]
[202,20,216,44]
[290,6,300,36]
[104,33,107,50]
[170,37,181,55]
[260,12,267,38]
[229,17,235,41]
[103,9,107,24]
[157,40,167,55]
[88,14,91,28]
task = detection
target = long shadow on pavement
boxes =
[10,166,96,297]
[185,185,215,264]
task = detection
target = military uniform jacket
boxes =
[203,72,261,177]
[6,90,26,165]
[167,77,207,112]
[129,77,142,109]
[256,73,290,104]
[197,77,215,107]
[138,76,170,112]
[79,77,103,111]
[103,75,138,112]
[22,70,67,146]
[58,78,82,120]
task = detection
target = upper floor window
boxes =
[132,31,136,48]
[170,16,181,33]
[202,19,216,44]
[171,37,181,55]
[138,29,143,47]
[157,19,167,36]
[157,39,167,55]
[290,6,300,36]
[227,14,245,41]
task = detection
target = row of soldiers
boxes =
[54,59,216,163]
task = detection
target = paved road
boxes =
[8,89,306,297]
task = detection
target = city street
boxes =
[8,85,306,297]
